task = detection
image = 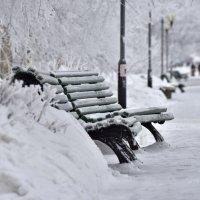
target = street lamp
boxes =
[167,15,175,28]
[164,24,170,73]
[118,0,126,108]
[161,15,175,78]
[147,11,152,88]
[161,18,164,77]
[167,15,175,79]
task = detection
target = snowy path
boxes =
[103,77,200,200]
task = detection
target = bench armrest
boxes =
[121,106,167,117]
[134,113,174,123]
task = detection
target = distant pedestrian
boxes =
[191,64,195,76]
[198,64,200,76]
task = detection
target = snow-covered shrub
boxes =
[0,81,111,200]
[0,80,65,133]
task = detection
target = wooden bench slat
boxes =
[79,118,117,131]
[64,83,109,93]
[72,97,117,108]
[68,90,113,100]
[81,111,121,123]
[135,113,174,123]
[36,74,59,85]
[59,76,104,85]
[81,112,113,123]
[51,71,99,78]
[54,102,73,111]
[121,107,167,117]
[77,104,122,116]
[48,85,64,94]
[53,94,68,103]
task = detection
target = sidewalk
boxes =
[102,77,200,200]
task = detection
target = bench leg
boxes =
[178,84,185,93]
[128,138,140,150]
[97,137,137,163]
[87,124,137,163]
[142,122,164,142]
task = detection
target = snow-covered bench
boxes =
[159,85,175,99]
[12,67,174,163]
[138,74,176,99]
[161,73,185,93]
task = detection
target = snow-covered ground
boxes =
[0,76,200,200]
[102,77,200,200]
[0,82,113,200]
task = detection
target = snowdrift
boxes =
[0,81,111,200]
[104,72,167,108]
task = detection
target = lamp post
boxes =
[118,0,126,108]
[161,18,164,77]
[163,15,175,78]
[164,24,170,73]
[147,11,152,88]
[167,15,175,79]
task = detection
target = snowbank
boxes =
[127,74,168,108]
[104,72,167,108]
[0,81,111,200]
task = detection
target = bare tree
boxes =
[0,24,12,79]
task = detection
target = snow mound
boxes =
[104,73,167,109]
[0,81,111,200]
[127,74,168,108]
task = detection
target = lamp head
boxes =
[167,15,175,27]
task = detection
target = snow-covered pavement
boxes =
[103,77,200,200]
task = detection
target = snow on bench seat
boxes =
[121,106,167,117]
[81,112,119,123]
[134,113,174,123]
[76,104,122,116]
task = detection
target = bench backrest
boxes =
[13,67,122,122]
